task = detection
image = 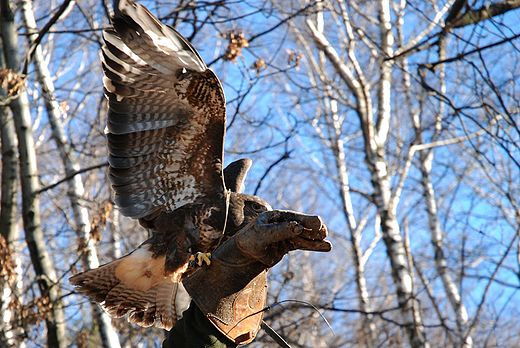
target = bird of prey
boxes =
[69,0,271,330]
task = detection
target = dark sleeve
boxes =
[163,301,237,348]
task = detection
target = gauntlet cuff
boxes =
[183,236,267,345]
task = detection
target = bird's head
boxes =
[224,192,271,236]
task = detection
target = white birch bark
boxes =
[0,31,27,348]
[0,35,24,348]
[373,2,427,346]
[110,205,123,259]
[19,1,121,348]
[0,53,18,246]
[313,2,378,345]
[307,1,428,346]
[394,3,468,345]
[417,36,472,348]
[0,234,26,348]
[0,1,67,346]
[329,98,378,347]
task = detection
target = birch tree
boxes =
[243,0,520,346]
[0,1,67,347]
[0,32,23,348]
[302,2,429,345]
[19,1,120,347]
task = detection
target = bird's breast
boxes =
[191,206,224,252]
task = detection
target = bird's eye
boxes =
[251,202,263,212]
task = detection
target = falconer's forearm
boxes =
[163,301,237,348]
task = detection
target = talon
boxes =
[189,252,212,267]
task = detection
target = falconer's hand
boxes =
[182,210,332,345]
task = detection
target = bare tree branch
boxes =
[36,162,108,195]
[446,0,520,29]
[22,0,75,75]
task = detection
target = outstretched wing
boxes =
[104,0,226,220]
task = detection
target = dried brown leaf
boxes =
[223,29,249,62]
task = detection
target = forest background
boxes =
[1,0,520,347]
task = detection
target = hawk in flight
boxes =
[70,0,271,330]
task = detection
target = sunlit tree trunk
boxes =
[307,1,428,345]
[314,2,378,345]
[323,82,378,348]
[0,45,18,249]
[417,36,472,348]
[328,98,378,347]
[19,1,121,347]
[0,36,27,348]
[0,1,67,347]
[0,37,23,346]
[372,2,427,346]
[0,236,25,348]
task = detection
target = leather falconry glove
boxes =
[183,210,332,345]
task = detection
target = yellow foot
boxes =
[189,252,212,267]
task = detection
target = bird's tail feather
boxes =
[70,246,183,330]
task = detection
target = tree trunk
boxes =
[333,118,378,347]
[307,2,428,344]
[417,36,472,348]
[0,29,24,348]
[313,2,378,345]
[0,1,67,347]
[0,49,18,246]
[19,1,121,347]
[370,2,427,346]
[326,95,378,347]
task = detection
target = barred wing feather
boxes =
[103,0,226,220]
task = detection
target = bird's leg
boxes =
[189,252,212,267]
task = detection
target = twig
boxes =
[422,33,520,70]
[22,0,75,75]
[254,150,292,196]
[36,162,108,195]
